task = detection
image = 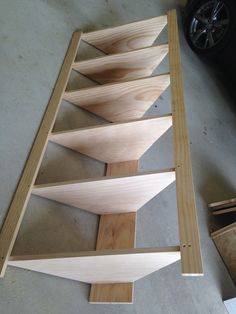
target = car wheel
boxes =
[185,0,236,55]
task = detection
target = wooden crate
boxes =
[0,10,203,303]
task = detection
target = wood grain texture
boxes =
[8,247,181,284]
[73,45,168,84]
[209,198,236,210]
[0,32,82,277]
[32,169,175,215]
[213,207,236,215]
[168,10,203,276]
[212,223,236,284]
[96,212,136,250]
[49,115,172,163]
[106,160,139,176]
[90,161,138,303]
[90,283,133,304]
[82,15,167,54]
[64,74,170,122]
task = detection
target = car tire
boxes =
[185,0,236,55]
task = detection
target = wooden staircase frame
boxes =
[0,10,203,304]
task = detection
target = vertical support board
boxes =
[89,161,138,303]
[167,10,203,275]
[0,31,82,277]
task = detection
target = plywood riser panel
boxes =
[90,160,138,303]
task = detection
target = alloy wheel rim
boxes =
[190,1,230,50]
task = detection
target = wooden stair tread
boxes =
[82,15,167,54]
[49,115,172,163]
[32,169,175,215]
[64,74,170,122]
[9,247,181,284]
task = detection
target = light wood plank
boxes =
[168,10,203,276]
[211,222,236,239]
[49,115,172,163]
[32,169,175,215]
[8,247,181,284]
[106,160,139,176]
[73,45,168,84]
[96,212,136,250]
[90,161,138,304]
[213,207,236,215]
[209,198,236,210]
[64,74,170,122]
[82,15,167,54]
[90,283,133,304]
[212,223,236,285]
[0,31,82,277]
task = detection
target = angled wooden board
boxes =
[168,10,203,276]
[32,169,175,215]
[96,212,136,249]
[9,247,181,284]
[82,15,167,54]
[0,31,82,277]
[211,222,236,239]
[209,198,236,210]
[49,115,172,163]
[64,74,170,122]
[212,223,236,285]
[213,207,236,215]
[90,161,138,303]
[73,45,168,84]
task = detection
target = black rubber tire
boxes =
[185,0,236,56]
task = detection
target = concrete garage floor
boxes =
[1,0,236,313]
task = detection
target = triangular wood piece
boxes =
[9,247,180,284]
[211,223,236,285]
[82,15,167,54]
[73,45,168,84]
[32,169,175,214]
[49,115,172,163]
[64,74,170,122]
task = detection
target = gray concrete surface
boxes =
[1,0,236,313]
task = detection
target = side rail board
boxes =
[168,10,203,276]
